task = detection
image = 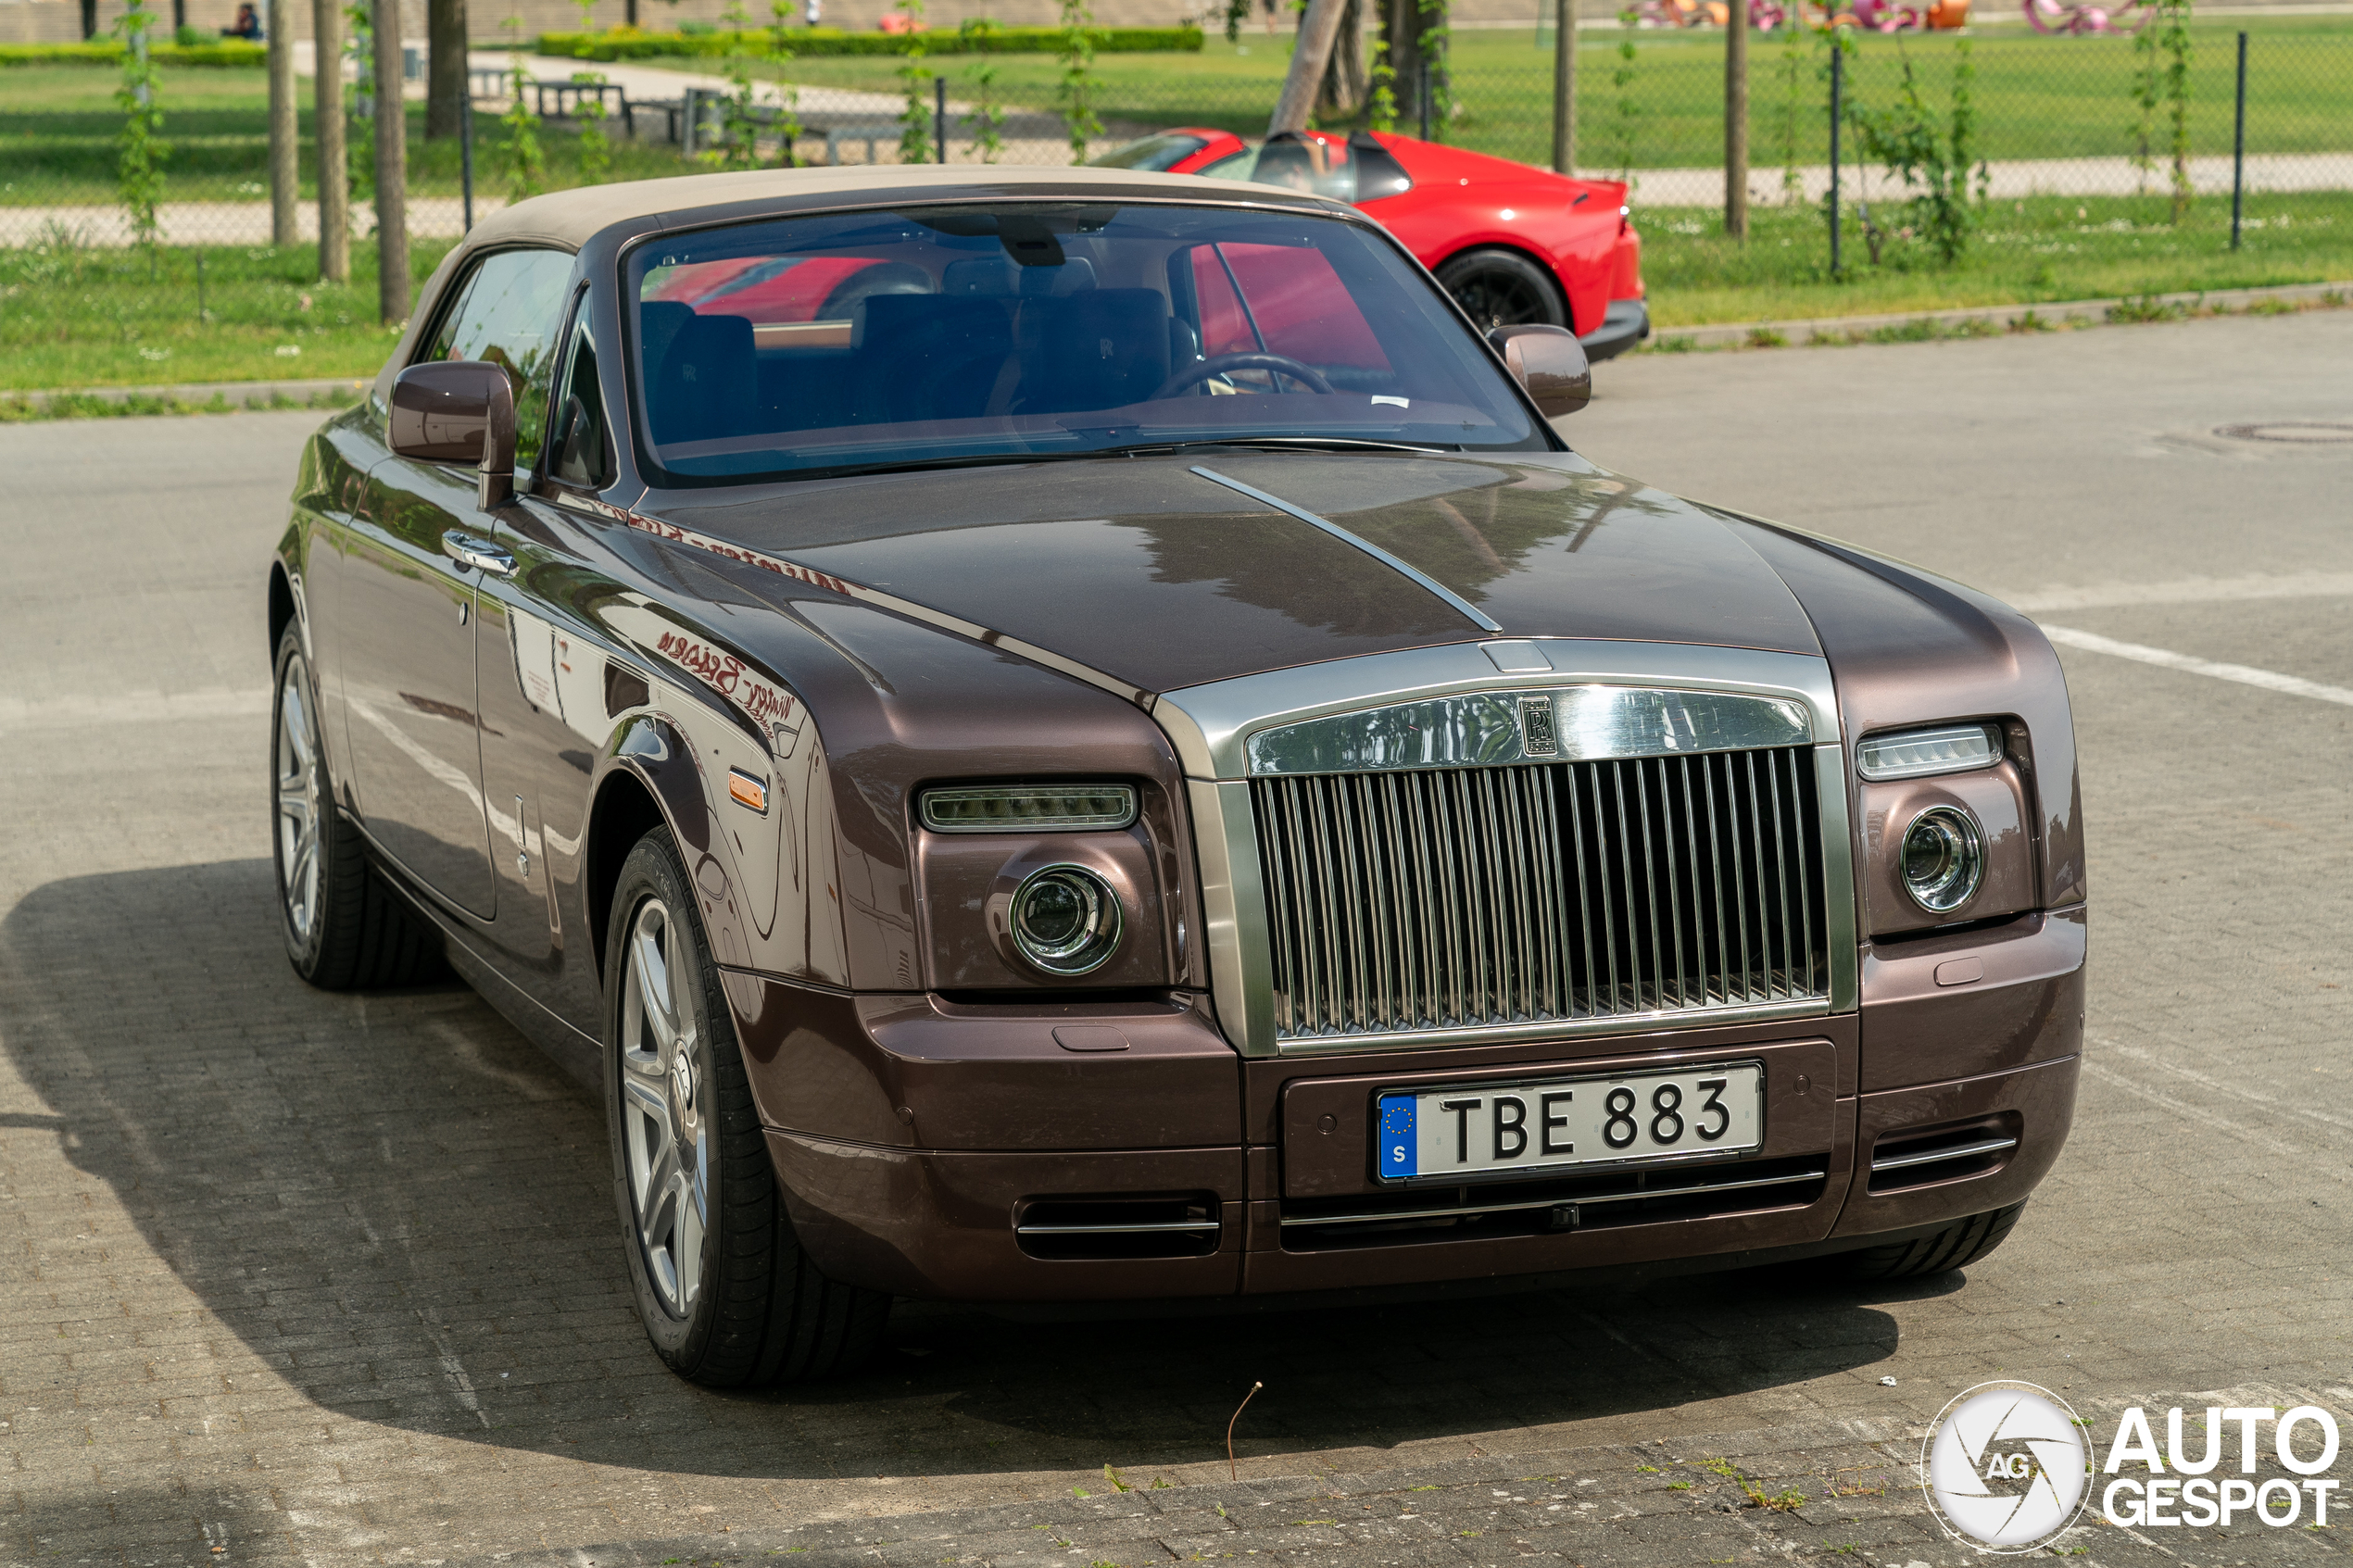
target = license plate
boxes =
[1375,1062,1765,1183]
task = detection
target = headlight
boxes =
[1009,864,1123,975]
[920,783,1139,834]
[1856,723,2000,782]
[1900,807,1984,914]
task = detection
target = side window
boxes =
[422,247,574,477]
[547,319,615,492]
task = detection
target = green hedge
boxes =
[533,24,1202,60]
[0,40,268,66]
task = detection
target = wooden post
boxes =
[268,0,298,246]
[315,0,349,282]
[371,0,409,322]
[1269,0,1349,136]
[1551,0,1575,173]
[1723,0,1748,237]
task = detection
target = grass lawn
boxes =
[0,236,454,388]
[1638,188,2353,326]
[638,16,2353,169]
[0,67,697,204]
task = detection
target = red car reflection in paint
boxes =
[1092,127,1649,360]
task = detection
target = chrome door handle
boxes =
[441,530,517,577]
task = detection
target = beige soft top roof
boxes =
[464,163,1334,251]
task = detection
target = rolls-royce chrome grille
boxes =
[1250,746,1829,1042]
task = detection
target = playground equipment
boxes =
[2021,0,2156,32]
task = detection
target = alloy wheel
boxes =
[274,654,324,948]
[619,896,709,1319]
[1454,269,1553,330]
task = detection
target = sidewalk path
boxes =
[1607,149,2353,205]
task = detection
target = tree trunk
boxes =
[1723,0,1748,237]
[372,0,409,322]
[1317,0,1365,121]
[1383,0,1446,136]
[427,0,468,140]
[316,0,350,282]
[1551,0,1575,172]
[268,0,298,245]
[1270,0,1349,135]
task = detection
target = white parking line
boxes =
[2081,1060,2305,1159]
[2096,1038,2353,1136]
[2008,571,2353,612]
[2041,625,2353,709]
[0,686,270,731]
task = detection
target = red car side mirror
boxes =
[391,359,517,508]
[1489,324,1592,419]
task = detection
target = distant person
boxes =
[221,2,261,37]
[804,0,821,22]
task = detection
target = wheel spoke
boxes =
[622,1078,673,1222]
[629,921,679,1056]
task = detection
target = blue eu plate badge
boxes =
[1378,1094,1416,1179]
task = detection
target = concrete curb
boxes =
[1647,277,2353,352]
[1,376,369,410]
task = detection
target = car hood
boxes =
[646,451,1822,695]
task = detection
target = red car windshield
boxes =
[627,201,1543,484]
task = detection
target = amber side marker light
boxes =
[920,784,1138,834]
[727,768,768,814]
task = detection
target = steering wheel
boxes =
[1153,352,1334,400]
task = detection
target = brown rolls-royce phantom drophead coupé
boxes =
[268,166,2083,1386]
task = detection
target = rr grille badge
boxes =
[1517,694,1559,759]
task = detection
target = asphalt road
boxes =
[2,311,2348,1568]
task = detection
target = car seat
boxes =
[647,307,757,446]
[1013,289,1173,413]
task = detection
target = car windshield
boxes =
[1088,132,1213,171]
[627,200,1543,484]
[1197,132,1414,204]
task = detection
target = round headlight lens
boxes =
[1009,865,1122,975]
[1900,807,1984,914]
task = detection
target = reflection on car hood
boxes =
[649,452,1822,694]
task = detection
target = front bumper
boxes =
[1579,297,1651,362]
[740,909,2082,1303]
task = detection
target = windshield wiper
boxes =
[1096,435,1454,457]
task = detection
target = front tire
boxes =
[1838,1201,2026,1281]
[1437,247,1570,332]
[603,828,890,1386]
[271,625,443,989]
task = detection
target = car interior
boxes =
[628,203,1536,479]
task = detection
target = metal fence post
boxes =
[1417,56,1430,142]
[1828,45,1842,278]
[682,87,699,158]
[936,76,948,164]
[2231,31,2247,252]
[460,91,475,234]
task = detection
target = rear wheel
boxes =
[272,625,443,989]
[1437,247,1569,332]
[604,828,890,1386]
[1838,1201,2026,1281]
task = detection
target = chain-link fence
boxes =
[4,10,2348,267]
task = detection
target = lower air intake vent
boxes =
[1867,1117,2019,1194]
[1279,1156,1827,1252]
[1015,1194,1221,1261]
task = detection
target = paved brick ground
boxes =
[2,315,2350,1567]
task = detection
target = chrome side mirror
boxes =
[1488,323,1592,419]
[391,359,517,508]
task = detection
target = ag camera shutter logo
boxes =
[1919,1381,2090,1552]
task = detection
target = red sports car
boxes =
[1093,127,1648,360]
